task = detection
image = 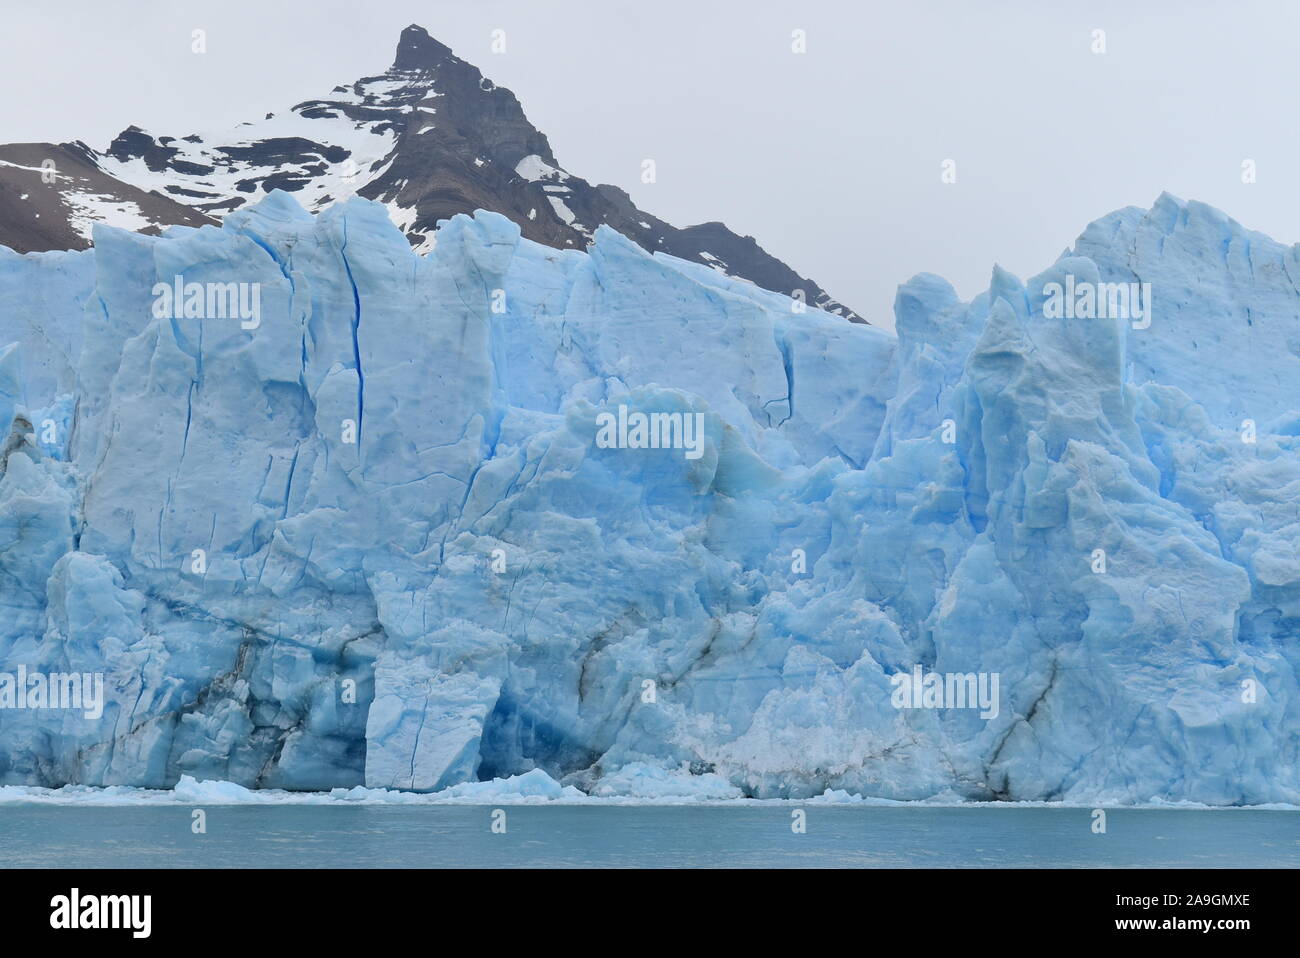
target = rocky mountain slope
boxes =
[0,25,863,322]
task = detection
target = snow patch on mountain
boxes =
[100,106,400,216]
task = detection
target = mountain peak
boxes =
[393,24,456,72]
[0,23,865,322]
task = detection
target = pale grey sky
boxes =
[3,0,1298,330]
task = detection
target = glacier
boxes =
[0,189,1297,804]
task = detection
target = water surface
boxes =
[1,805,1296,868]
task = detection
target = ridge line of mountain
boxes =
[0,24,865,323]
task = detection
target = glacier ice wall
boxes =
[0,190,1297,803]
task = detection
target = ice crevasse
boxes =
[0,189,1298,804]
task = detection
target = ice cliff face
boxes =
[0,190,1297,803]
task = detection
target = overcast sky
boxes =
[4,0,1298,329]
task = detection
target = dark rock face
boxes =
[0,141,215,254]
[0,24,864,322]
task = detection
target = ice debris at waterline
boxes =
[0,766,750,806]
[1,190,1298,804]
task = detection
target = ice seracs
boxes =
[0,189,1297,805]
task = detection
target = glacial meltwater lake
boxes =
[0,804,1297,868]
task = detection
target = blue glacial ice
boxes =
[0,189,1297,804]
